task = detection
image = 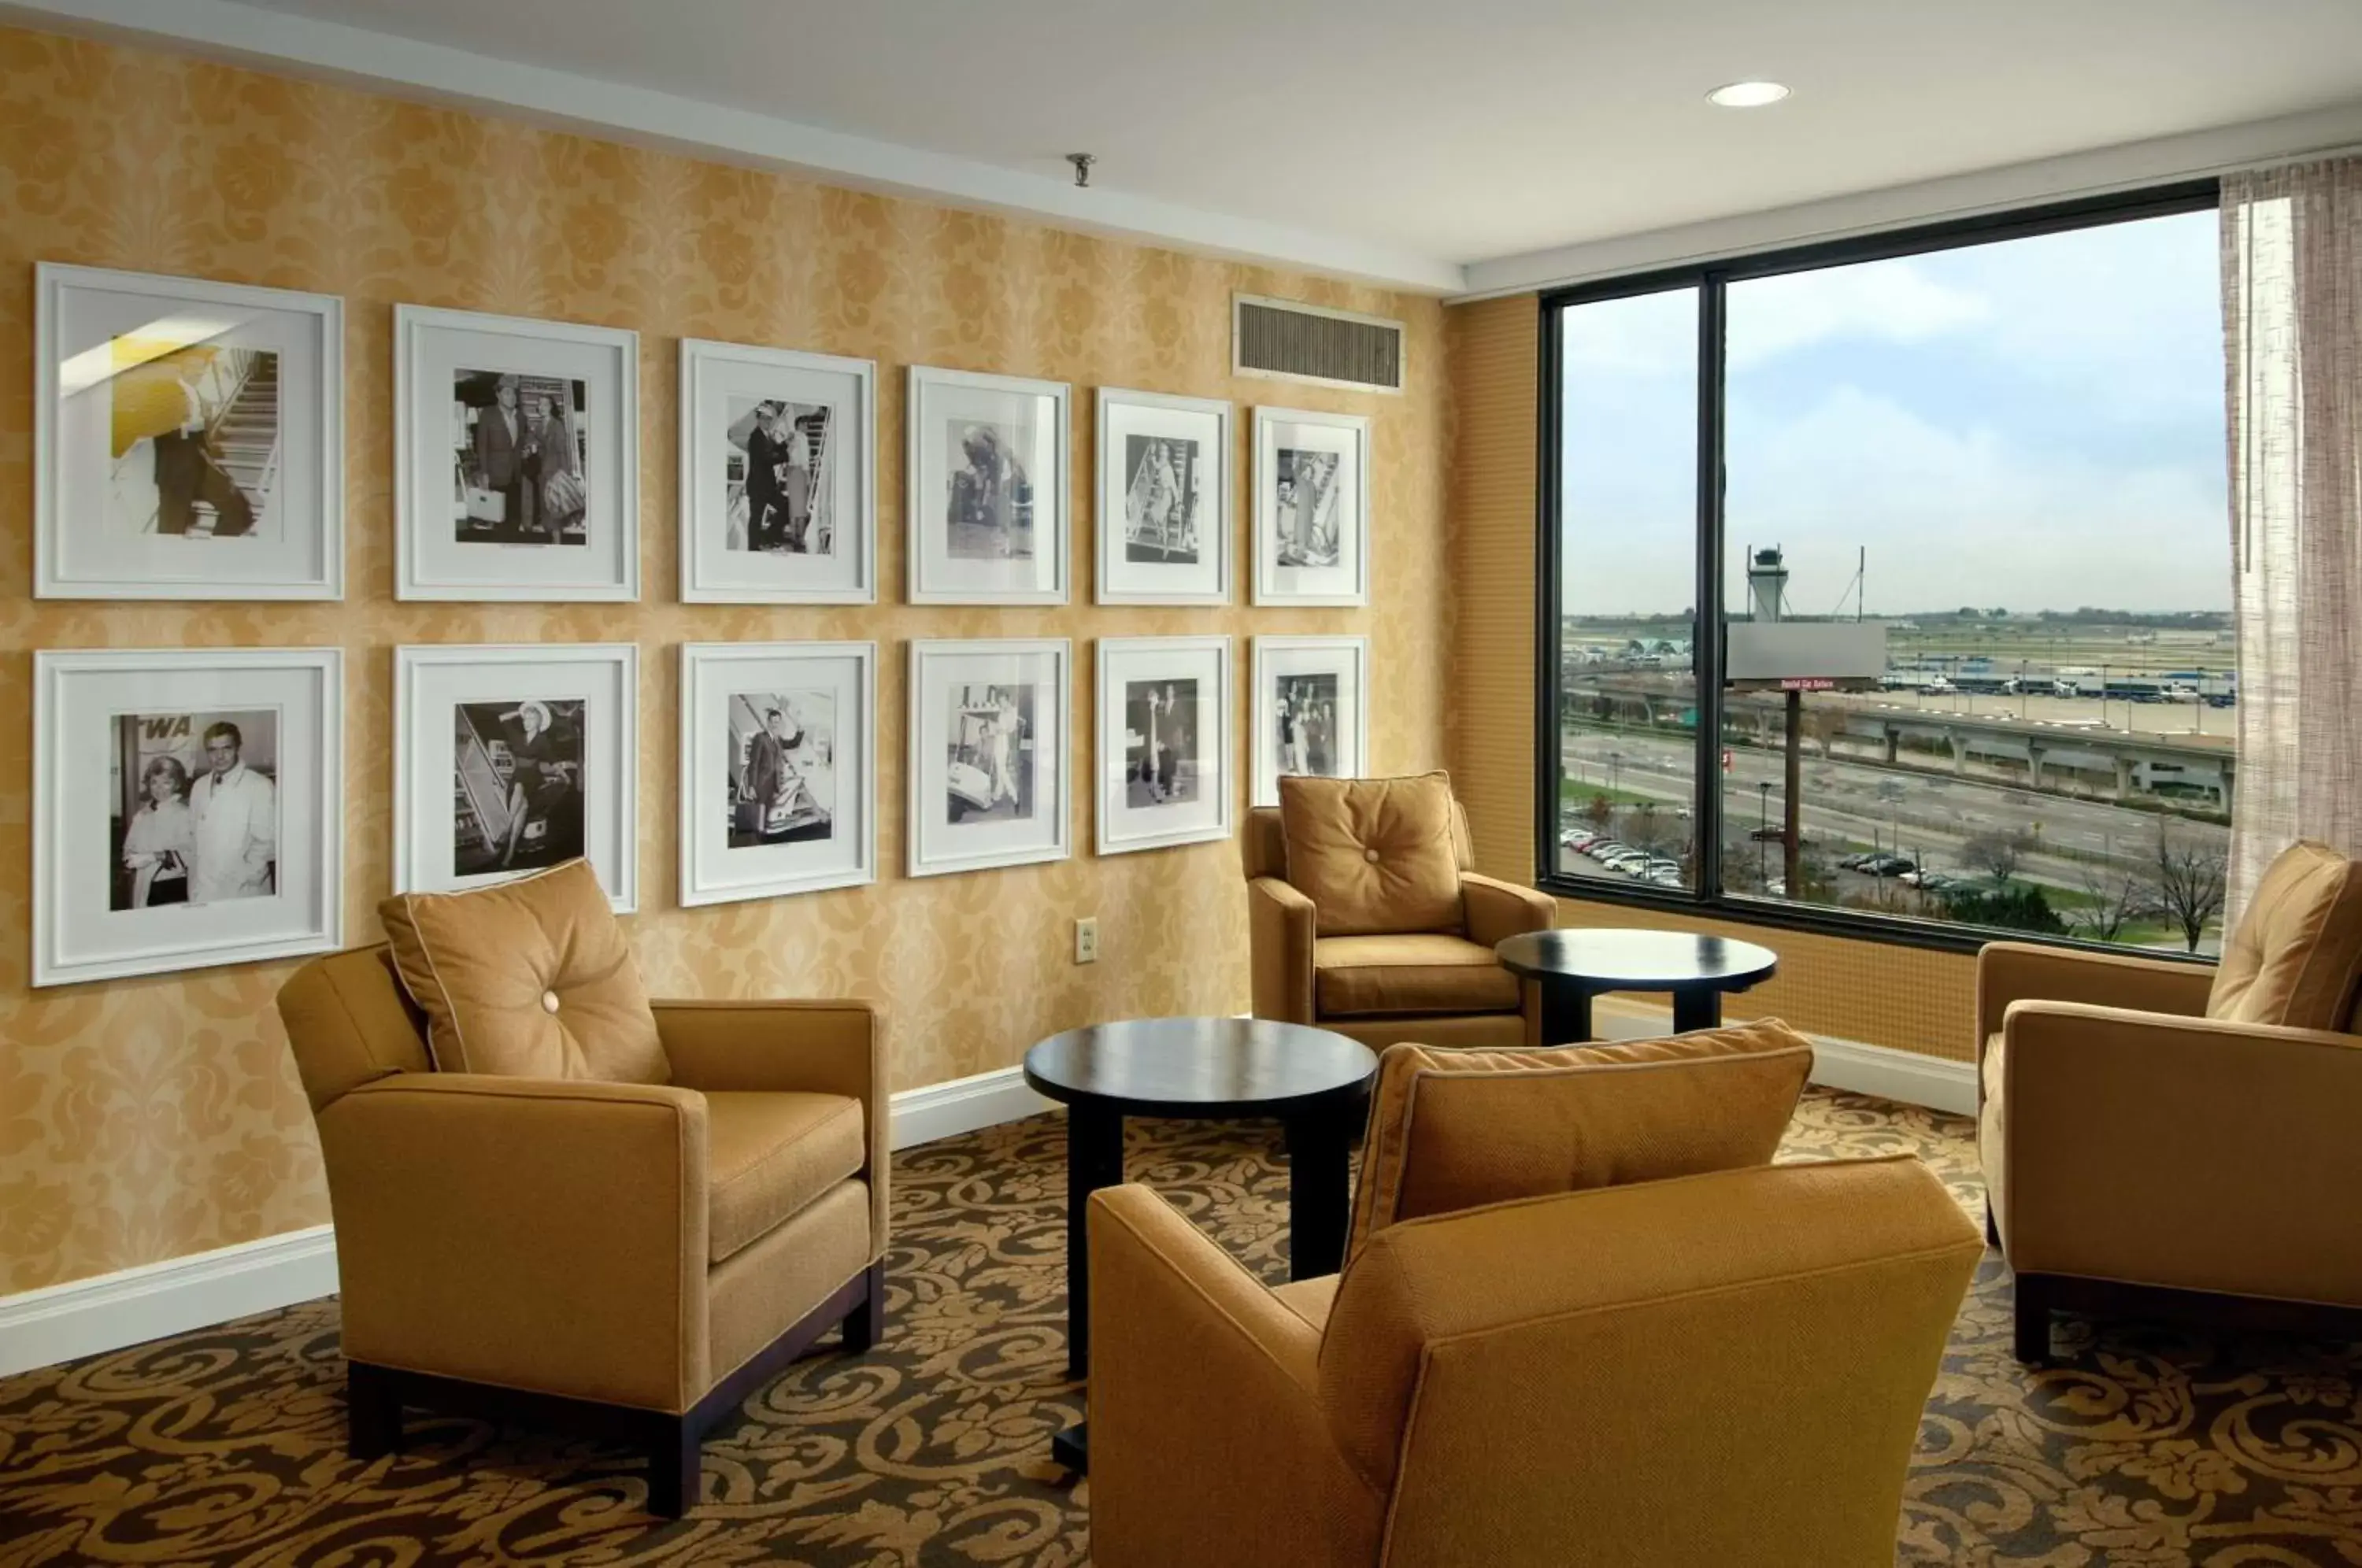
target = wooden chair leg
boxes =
[646,1416,698,1519]
[2013,1274,2053,1364]
[842,1259,887,1353]
[346,1362,402,1459]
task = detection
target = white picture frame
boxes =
[33,646,344,986]
[1095,388,1232,605]
[1252,406,1370,606]
[679,642,877,907]
[394,304,639,601]
[1251,635,1370,806]
[908,638,1072,878]
[679,339,876,604]
[393,643,639,910]
[1096,636,1235,856]
[35,263,344,600]
[906,365,1070,605]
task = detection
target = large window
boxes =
[1544,189,2233,955]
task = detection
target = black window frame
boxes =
[1534,178,2225,957]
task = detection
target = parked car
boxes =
[1559,829,1598,850]
[1838,851,1877,871]
[1866,856,1916,878]
[1765,877,1787,897]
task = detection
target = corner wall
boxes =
[1444,294,1979,1062]
[0,24,1453,1295]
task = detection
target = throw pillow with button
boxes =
[1278,771,1464,937]
[376,858,668,1084]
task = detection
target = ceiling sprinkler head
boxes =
[1068,153,1096,188]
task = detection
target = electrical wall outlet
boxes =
[1074,917,1098,964]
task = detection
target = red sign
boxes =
[1720,749,1733,773]
[1777,677,1841,691]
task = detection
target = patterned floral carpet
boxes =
[4,1089,2362,1566]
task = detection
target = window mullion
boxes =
[1692,275,1728,903]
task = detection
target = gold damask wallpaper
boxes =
[0,24,1451,1293]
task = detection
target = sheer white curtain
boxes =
[2220,157,2362,920]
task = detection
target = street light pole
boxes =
[1757,779,1771,886]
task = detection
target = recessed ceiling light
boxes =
[1708,80,1790,109]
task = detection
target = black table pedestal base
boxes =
[1672,986,1721,1034]
[1538,982,1594,1045]
[1052,1421,1088,1472]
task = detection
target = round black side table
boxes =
[1494,929,1779,1045]
[1022,1016,1376,1471]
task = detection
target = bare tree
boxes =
[2145,824,2228,953]
[1962,829,2033,884]
[1623,802,1682,856]
[1583,793,1614,830]
[2066,860,2153,944]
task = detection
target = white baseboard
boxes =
[0,1223,339,1380]
[1588,997,1978,1116]
[1797,1034,1979,1117]
[0,1067,1056,1382]
[889,1064,1055,1151]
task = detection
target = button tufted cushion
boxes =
[1279,772,1464,937]
[2207,841,2362,1031]
[376,859,668,1084]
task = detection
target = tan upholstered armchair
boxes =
[1979,841,2362,1362]
[1244,778,1554,1049]
[276,944,888,1517]
[1087,1156,1982,1568]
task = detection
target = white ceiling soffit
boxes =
[0,0,1467,294]
[1457,99,2362,300]
[11,0,2362,301]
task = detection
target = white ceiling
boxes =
[20,0,2362,292]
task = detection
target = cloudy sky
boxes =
[1560,207,2230,619]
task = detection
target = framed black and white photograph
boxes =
[1096,636,1234,855]
[908,638,1071,877]
[1096,388,1231,605]
[907,366,1069,604]
[394,305,639,601]
[393,644,639,909]
[1252,407,1370,606]
[1251,635,1369,806]
[34,264,343,599]
[33,647,342,986]
[679,340,876,603]
[679,642,876,906]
